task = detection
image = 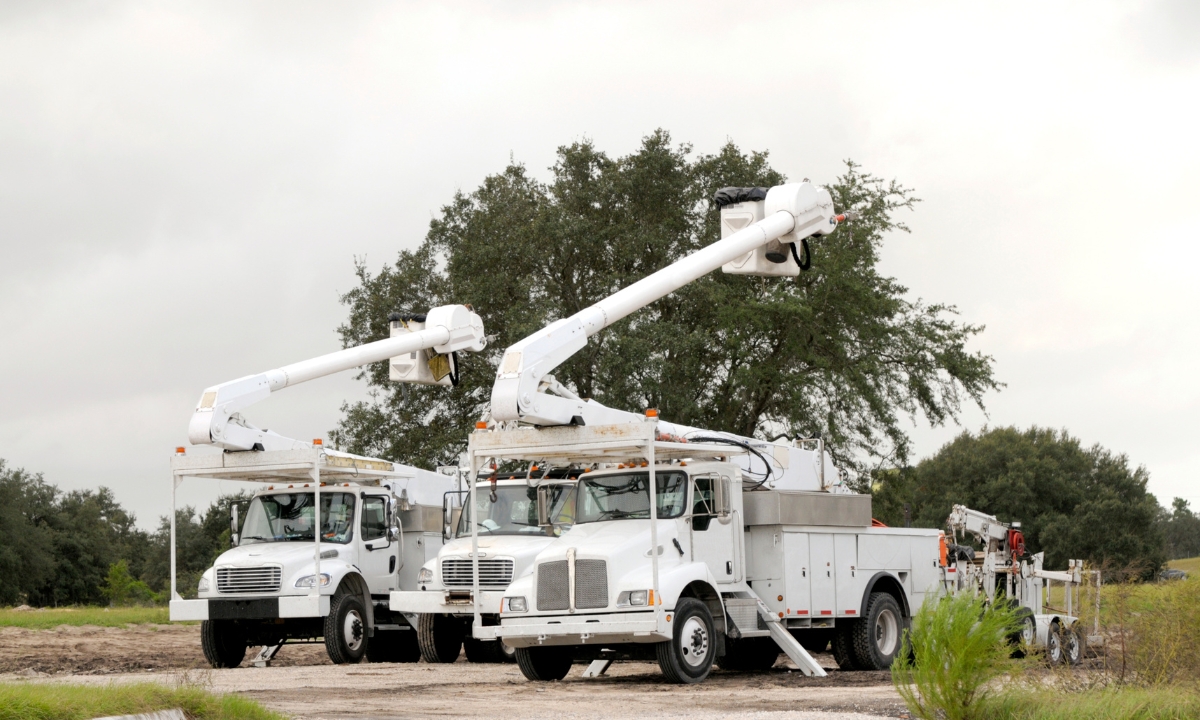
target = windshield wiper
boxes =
[595,509,647,520]
[240,535,273,541]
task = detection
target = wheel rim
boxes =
[1048,630,1061,663]
[344,609,365,653]
[680,616,710,667]
[1021,618,1035,645]
[1065,631,1080,662]
[875,608,899,656]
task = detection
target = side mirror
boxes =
[229,504,240,547]
[442,497,453,541]
[388,498,400,542]
[714,476,732,519]
[537,485,551,527]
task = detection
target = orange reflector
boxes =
[778,612,784,618]
[648,590,654,605]
[531,465,539,471]
[666,614,672,622]
[777,595,783,602]
[798,610,809,615]
[645,408,658,417]
[312,438,323,446]
[846,610,857,615]
[476,421,488,429]
[174,446,186,455]
[820,610,832,615]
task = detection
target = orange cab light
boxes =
[343,483,349,487]
[641,462,648,468]
[174,446,186,455]
[680,461,687,466]
[531,465,539,471]
[645,408,658,418]
[320,482,326,487]
[475,421,488,429]
[287,484,294,489]
[312,438,323,446]
[267,486,274,490]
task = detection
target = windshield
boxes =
[576,471,687,523]
[457,484,575,537]
[241,492,356,545]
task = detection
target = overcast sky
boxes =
[1,1,1197,529]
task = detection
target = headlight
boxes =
[503,596,527,613]
[295,573,332,588]
[418,567,434,584]
[617,590,649,607]
[197,576,210,592]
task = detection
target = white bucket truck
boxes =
[390,471,579,664]
[169,306,487,667]
[440,182,947,682]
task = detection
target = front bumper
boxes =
[495,611,668,648]
[170,595,330,622]
[389,589,506,615]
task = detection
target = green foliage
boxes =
[0,460,57,605]
[872,426,1165,574]
[333,131,998,478]
[1106,577,1200,686]
[0,681,285,720]
[892,592,1021,720]
[0,605,172,629]
[100,560,160,606]
[980,687,1200,720]
[1158,498,1200,561]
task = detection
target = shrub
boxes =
[892,592,1021,720]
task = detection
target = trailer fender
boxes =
[859,572,910,619]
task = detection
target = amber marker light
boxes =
[312,438,323,446]
[174,446,186,455]
[476,421,488,429]
[645,408,658,417]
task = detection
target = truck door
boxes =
[358,494,396,594]
[809,534,835,617]
[689,476,736,583]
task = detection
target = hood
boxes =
[214,542,349,568]
[536,520,682,568]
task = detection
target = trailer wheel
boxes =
[656,598,716,683]
[200,620,247,669]
[832,622,859,670]
[1010,610,1036,658]
[464,638,515,663]
[515,646,572,681]
[851,592,903,670]
[324,593,368,664]
[417,613,464,663]
[1046,621,1064,665]
[1064,625,1084,666]
[365,629,421,663]
[716,636,778,672]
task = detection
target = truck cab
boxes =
[389,475,578,663]
[169,448,452,667]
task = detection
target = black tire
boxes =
[1063,624,1083,666]
[324,593,368,664]
[716,636,779,672]
[515,646,573,681]
[417,613,464,663]
[365,629,421,663]
[850,593,904,671]
[1046,622,1064,666]
[1010,610,1036,658]
[498,639,517,663]
[656,598,716,684]
[200,620,247,669]
[832,621,859,670]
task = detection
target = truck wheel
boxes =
[1047,622,1064,665]
[1064,625,1084,666]
[716,636,778,672]
[418,613,464,663]
[656,598,716,684]
[832,621,859,670]
[324,593,368,664]
[365,629,421,663]
[515,646,572,681]
[200,620,247,669]
[851,592,903,670]
[1010,610,1036,658]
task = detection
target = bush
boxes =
[891,592,1021,720]
[0,682,284,720]
[100,560,161,606]
[1104,577,1200,686]
[980,687,1200,719]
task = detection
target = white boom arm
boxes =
[189,304,486,452]
[490,181,841,427]
[947,504,1011,544]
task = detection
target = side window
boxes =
[692,477,714,532]
[361,496,387,542]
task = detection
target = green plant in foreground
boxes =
[0,605,174,630]
[979,686,1200,720]
[0,682,285,720]
[892,592,1021,720]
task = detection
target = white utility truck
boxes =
[441,182,949,683]
[169,306,486,667]
[392,472,579,664]
[946,504,1093,665]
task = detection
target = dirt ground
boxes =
[0,624,908,719]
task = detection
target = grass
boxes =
[981,687,1200,719]
[0,682,286,720]
[0,606,177,630]
[1168,556,1200,576]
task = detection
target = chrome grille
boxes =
[574,559,608,609]
[441,558,514,588]
[216,566,281,594]
[537,560,570,611]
